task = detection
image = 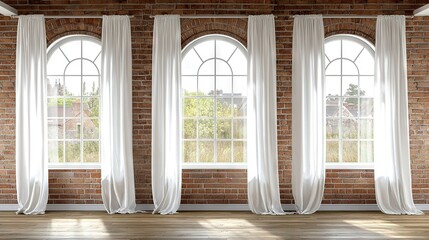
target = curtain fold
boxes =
[151,15,182,214]
[374,15,423,215]
[247,15,285,215]
[291,15,326,214]
[100,15,136,214]
[15,15,49,215]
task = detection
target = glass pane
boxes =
[216,39,236,61]
[233,76,247,97]
[184,119,196,139]
[48,141,64,163]
[217,141,232,163]
[83,141,99,163]
[233,119,246,139]
[48,119,64,139]
[184,98,196,117]
[183,141,197,163]
[83,77,99,96]
[355,49,374,75]
[65,59,82,75]
[82,40,101,62]
[216,76,232,96]
[48,98,64,118]
[342,59,358,75]
[233,141,246,163]
[326,76,341,97]
[217,119,231,139]
[197,76,215,96]
[65,141,80,163]
[47,49,69,75]
[342,99,358,118]
[47,76,64,96]
[64,76,81,96]
[198,98,214,117]
[326,141,339,163]
[325,39,341,61]
[228,49,247,75]
[325,59,341,75]
[198,141,214,163]
[198,119,214,139]
[82,59,99,75]
[198,59,215,75]
[325,56,329,68]
[342,118,358,139]
[326,118,339,139]
[83,98,99,118]
[360,141,374,163]
[360,98,374,117]
[216,59,232,75]
[194,40,215,61]
[83,118,99,139]
[342,39,364,61]
[182,49,202,75]
[94,54,101,70]
[342,76,359,96]
[233,98,247,117]
[326,97,340,118]
[182,76,197,97]
[360,76,374,97]
[65,118,81,139]
[60,40,81,61]
[216,98,232,118]
[64,98,81,118]
[342,141,358,163]
[360,119,374,139]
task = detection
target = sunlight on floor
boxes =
[49,218,110,237]
[344,219,400,238]
[198,218,277,237]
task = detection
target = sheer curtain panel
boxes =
[247,15,285,215]
[100,15,136,214]
[152,15,182,214]
[15,15,49,215]
[291,15,326,214]
[374,15,423,215]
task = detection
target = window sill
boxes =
[326,163,374,170]
[48,163,101,170]
[182,163,247,170]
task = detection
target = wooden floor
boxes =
[0,211,428,239]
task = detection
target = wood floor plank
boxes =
[0,211,428,239]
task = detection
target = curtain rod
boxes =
[10,15,134,19]
[150,15,252,19]
[290,14,414,19]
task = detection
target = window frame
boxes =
[324,34,375,170]
[47,34,102,170]
[181,34,248,170]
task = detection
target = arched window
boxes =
[325,34,375,167]
[182,35,248,168]
[47,35,101,167]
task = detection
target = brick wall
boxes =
[0,0,428,206]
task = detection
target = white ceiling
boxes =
[414,4,429,16]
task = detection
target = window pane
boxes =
[184,141,197,163]
[65,118,81,139]
[184,119,196,139]
[233,98,247,117]
[233,119,246,139]
[197,76,214,96]
[194,40,214,61]
[342,141,358,163]
[360,141,374,163]
[360,98,374,117]
[217,141,231,162]
[47,50,69,75]
[216,98,232,118]
[342,119,358,139]
[326,76,341,97]
[360,76,374,97]
[342,76,359,96]
[60,40,81,61]
[182,76,197,96]
[216,119,231,139]
[233,76,247,97]
[326,141,339,163]
[198,141,214,163]
[65,59,82,75]
[64,76,82,96]
[83,118,99,139]
[216,76,232,96]
[48,119,64,139]
[228,49,247,75]
[216,39,236,61]
[233,141,246,163]
[65,141,80,163]
[83,77,99,96]
[48,141,64,163]
[216,59,232,75]
[83,141,99,163]
[48,98,64,118]
[198,98,214,117]
[184,98,197,117]
[82,59,99,75]
[326,97,340,118]
[198,119,214,139]
[325,39,341,61]
[342,100,358,118]
[326,118,339,139]
[360,119,374,139]
[325,59,341,75]
[182,49,202,75]
[342,39,364,61]
[82,40,101,62]
[355,49,374,75]
[198,59,215,75]
[64,98,81,118]
[47,77,64,96]
[83,98,99,118]
[342,59,358,75]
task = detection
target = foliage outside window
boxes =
[182,35,248,166]
[325,34,375,166]
[47,35,101,166]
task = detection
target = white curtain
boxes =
[100,15,136,214]
[291,15,325,214]
[151,15,182,214]
[15,15,48,215]
[247,15,284,215]
[374,15,423,215]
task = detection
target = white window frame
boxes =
[181,34,248,170]
[47,35,101,170]
[325,34,375,170]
